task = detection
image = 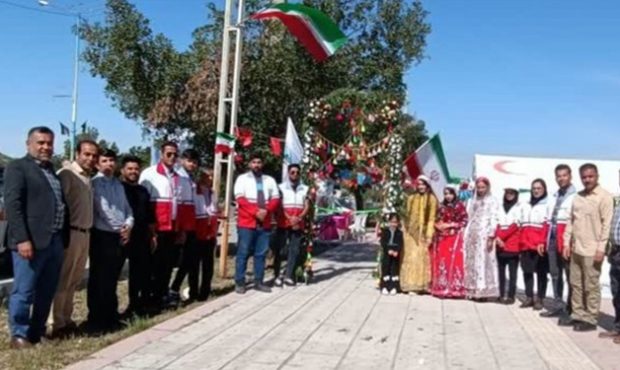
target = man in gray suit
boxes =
[4,126,69,349]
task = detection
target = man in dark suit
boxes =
[4,126,69,349]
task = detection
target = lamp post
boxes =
[39,1,80,161]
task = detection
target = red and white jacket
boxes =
[234,172,280,230]
[277,181,308,229]
[495,203,521,253]
[543,186,576,254]
[519,198,549,252]
[194,185,218,241]
[139,162,195,232]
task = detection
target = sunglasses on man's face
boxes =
[164,152,178,158]
[289,170,299,175]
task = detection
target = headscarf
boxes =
[529,179,548,206]
[475,176,491,198]
[503,188,519,213]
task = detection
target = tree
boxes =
[79,0,431,174]
[124,145,151,168]
[61,126,120,159]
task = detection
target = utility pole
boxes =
[70,14,80,161]
[212,0,245,278]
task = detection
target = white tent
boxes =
[473,154,620,197]
[473,154,620,299]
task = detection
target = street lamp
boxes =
[38,0,81,161]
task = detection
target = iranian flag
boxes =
[251,3,347,62]
[404,134,451,198]
[215,132,235,155]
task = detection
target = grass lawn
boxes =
[0,256,237,370]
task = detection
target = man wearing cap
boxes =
[233,154,280,294]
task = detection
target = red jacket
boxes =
[234,172,280,230]
[495,204,521,253]
[519,200,548,252]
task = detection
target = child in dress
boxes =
[380,214,404,295]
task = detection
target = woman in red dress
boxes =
[431,186,469,298]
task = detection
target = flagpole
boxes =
[70,14,80,161]
[212,0,245,278]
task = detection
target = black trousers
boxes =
[88,229,125,328]
[521,250,549,300]
[271,228,305,281]
[152,232,180,303]
[124,228,152,313]
[609,247,620,332]
[193,238,215,299]
[381,248,400,291]
[271,228,287,279]
[497,252,519,299]
[548,233,572,313]
[170,235,215,300]
[170,232,196,296]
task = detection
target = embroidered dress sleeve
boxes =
[426,195,438,240]
[456,202,468,229]
[487,197,500,238]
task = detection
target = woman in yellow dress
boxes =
[400,175,438,293]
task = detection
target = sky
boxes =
[1,0,619,176]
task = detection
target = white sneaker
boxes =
[274,277,283,287]
[381,288,389,295]
[389,289,397,295]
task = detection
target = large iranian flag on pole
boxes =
[404,134,450,198]
[215,132,235,155]
[251,3,347,62]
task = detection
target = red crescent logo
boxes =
[493,160,526,176]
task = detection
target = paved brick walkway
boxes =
[68,242,619,370]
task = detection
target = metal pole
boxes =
[220,0,245,279]
[213,0,245,278]
[70,14,80,161]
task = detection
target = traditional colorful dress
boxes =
[431,201,468,298]
[400,192,437,293]
[464,194,500,299]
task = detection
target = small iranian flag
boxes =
[215,132,235,155]
[251,3,347,62]
[404,134,451,199]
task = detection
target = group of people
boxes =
[381,163,620,341]
[3,126,313,350]
[3,126,219,349]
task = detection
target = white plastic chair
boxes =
[349,213,368,242]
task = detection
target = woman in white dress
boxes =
[464,177,500,300]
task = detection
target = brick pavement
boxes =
[67,242,619,370]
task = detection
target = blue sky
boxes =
[1,0,619,176]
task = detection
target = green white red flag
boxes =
[215,132,235,155]
[404,134,450,198]
[251,3,347,62]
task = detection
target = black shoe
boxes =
[540,309,562,318]
[520,298,534,308]
[573,322,597,332]
[558,316,577,327]
[10,336,33,350]
[505,297,516,305]
[235,285,247,295]
[254,283,272,293]
[164,291,181,309]
[533,300,544,311]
